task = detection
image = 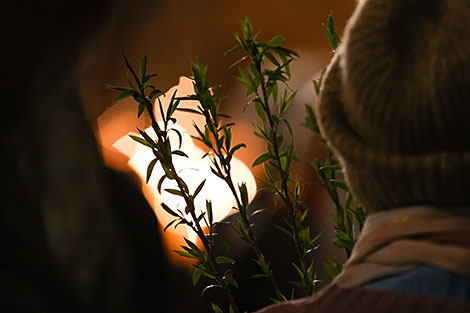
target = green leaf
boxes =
[112,90,133,104]
[149,88,163,100]
[195,212,206,224]
[252,152,271,167]
[286,142,295,169]
[241,16,252,39]
[324,258,342,279]
[239,183,249,206]
[194,179,206,198]
[313,79,321,96]
[127,75,138,92]
[172,150,189,157]
[237,67,256,95]
[157,175,167,193]
[225,276,238,288]
[229,56,249,71]
[328,13,336,33]
[211,303,224,313]
[107,85,131,92]
[193,268,203,286]
[319,164,342,172]
[177,107,201,114]
[233,32,244,49]
[210,166,224,179]
[272,82,279,103]
[163,219,178,231]
[274,225,293,239]
[140,55,147,79]
[155,97,166,122]
[129,135,153,148]
[198,269,216,280]
[267,35,285,48]
[323,13,342,50]
[165,188,184,196]
[216,256,236,264]
[330,179,350,192]
[263,163,273,183]
[173,249,198,259]
[177,94,199,101]
[223,269,238,287]
[258,185,277,193]
[137,128,157,148]
[219,113,233,119]
[291,262,304,279]
[229,143,246,156]
[168,128,183,149]
[279,156,287,171]
[254,99,266,122]
[166,90,179,120]
[335,228,352,242]
[184,238,204,256]
[143,73,158,85]
[280,91,296,114]
[206,200,213,225]
[252,273,269,279]
[304,103,321,135]
[137,103,145,117]
[146,158,159,183]
[161,202,179,217]
[281,118,294,137]
[265,52,280,66]
[225,45,242,56]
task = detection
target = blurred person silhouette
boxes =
[256,0,470,312]
[1,1,189,312]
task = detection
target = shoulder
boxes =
[362,266,470,301]
[254,284,470,313]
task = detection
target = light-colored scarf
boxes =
[333,206,470,288]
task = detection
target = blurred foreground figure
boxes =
[257,0,470,312]
[1,1,187,312]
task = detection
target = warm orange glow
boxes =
[97,77,257,265]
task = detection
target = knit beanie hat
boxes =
[318,0,470,212]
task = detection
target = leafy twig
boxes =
[228,18,319,296]
[108,52,240,313]
[306,13,367,277]
[178,60,286,302]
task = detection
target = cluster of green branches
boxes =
[305,13,367,278]
[108,54,240,313]
[226,17,319,297]
[178,60,286,303]
[107,13,367,313]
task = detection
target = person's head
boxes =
[318,0,470,212]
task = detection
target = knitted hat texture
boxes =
[318,0,470,212]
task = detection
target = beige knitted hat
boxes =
[318,0,470,212]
